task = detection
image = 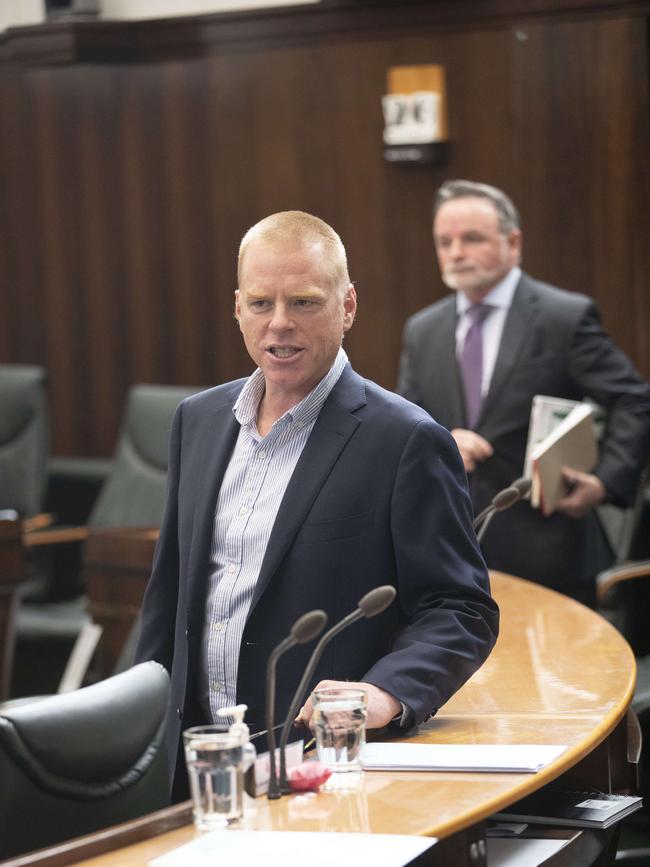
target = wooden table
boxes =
[2,572,636,867]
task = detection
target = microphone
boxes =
[510,476,532,499]
[278,584,396,794]
[472,477,530,530]
[474,477,532,543]
[265,609,327,800]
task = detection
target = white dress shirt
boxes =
[198,348,349,721]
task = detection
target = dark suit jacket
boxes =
[398,272,650,589]
[136,364,499,791]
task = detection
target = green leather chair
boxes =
[0,660,170,859]
[88,383,202,528]
[14,384,202,696]
[0,364,49,519]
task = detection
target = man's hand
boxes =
[295,680,401,730]
[451,428,494,472]
[555,468,606,518]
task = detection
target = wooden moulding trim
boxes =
[0,802,193,867]
[2,0,650,67]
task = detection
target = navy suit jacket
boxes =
[398,273,650,588]
[136,364,499,791]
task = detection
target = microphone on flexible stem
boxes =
[474,477,532,543]
[278,584,397,794]
[512,476,532,500]
[265,609,327,800]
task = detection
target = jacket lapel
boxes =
[185,392,242,619]
[478,275,538,427]
[439,302,466,429]
[248,365,365,613]
[422,298,465,429]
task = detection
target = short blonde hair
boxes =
[238,210,350,292]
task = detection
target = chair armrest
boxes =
[596,560,650,605]
[22,513,55,533]
[22,525,90,548]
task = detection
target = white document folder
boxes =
[361,743,567,773]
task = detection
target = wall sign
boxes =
[382,64,448,165]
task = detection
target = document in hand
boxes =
[361,743,567,773]
[523,395,583,479]
[529,402,598,515]
[491,788,643,829]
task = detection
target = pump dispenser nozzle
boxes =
[216,704,250,746]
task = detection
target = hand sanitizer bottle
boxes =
[216,704,257,798]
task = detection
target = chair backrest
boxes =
[0,365,48,518]
[0,660,170,859]
[88,384,201,528]
[597,560,650,657]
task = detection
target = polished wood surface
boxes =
[0,5,649,457]
[82,527,158,677]
[0,519,28,701]
[10,572,633,867]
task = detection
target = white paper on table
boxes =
[487,837,570,866]
[150,830,436,867]
[361,743,567,773]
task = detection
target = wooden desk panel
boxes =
[0,519,28,701]
[2,572,635,867]
[82,527,159,678]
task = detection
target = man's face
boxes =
[433,196,521,302]
[235,240,356,407]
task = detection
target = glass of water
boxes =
[312,687,368,775]
[183,726,253,830]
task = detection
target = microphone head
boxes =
[511,477,532,498]
[493,486,520,511]
[290,609,328,644]
[358,585,397,618]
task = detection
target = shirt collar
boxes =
[234,346,349,429]
[456,266,521,316]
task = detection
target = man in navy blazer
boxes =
[399,180,650,606]
[136,210,498,798]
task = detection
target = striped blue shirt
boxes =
[199,348,349,720]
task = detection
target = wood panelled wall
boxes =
[1,2,649,456]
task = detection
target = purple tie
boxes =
[460,303,492,429]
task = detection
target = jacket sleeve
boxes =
[134,403,184,674]
[396,318,423,406]
[567,302,650,506]
[362,418,499,725]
